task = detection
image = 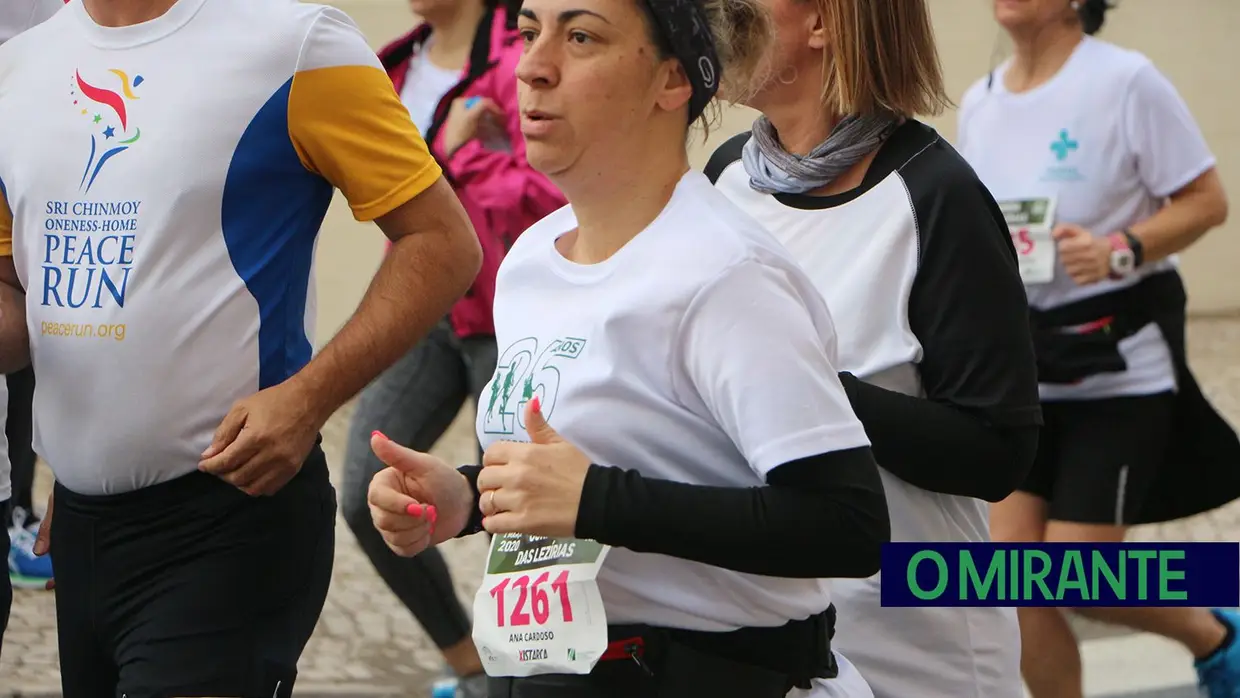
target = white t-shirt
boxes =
[0,0,442,495]
[958,36,1215,400]
[399,41,461,136]
[0,0,62,43]
[710,121,1036,698]
[476,169,874,698]
[0,0,64,502]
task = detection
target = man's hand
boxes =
[32,490,53,590]
[198,379,323,496]
[368,432,475,556]
[1054,223,1112,286]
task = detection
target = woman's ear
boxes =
[655,59,694,114]
[807,6,826,50]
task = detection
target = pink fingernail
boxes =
[426,505,438,525]
[372,430,389,441]
[406,502,423,517]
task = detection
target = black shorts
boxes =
[1020,392,1175,525]
[51,447,336,698]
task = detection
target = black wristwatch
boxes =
[1121,228,1144,268]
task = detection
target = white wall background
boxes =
[313,0,1240,344]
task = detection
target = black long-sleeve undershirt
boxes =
[837,371,1038,503]
[458,447,889,578]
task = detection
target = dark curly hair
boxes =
[1076,0,1113,36]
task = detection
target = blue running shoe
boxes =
[430,677,456,698]
[1197,609,1240,697]
[431,672,487,698]
[7,506,53,589]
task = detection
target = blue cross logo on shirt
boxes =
[1050,129,1079,161]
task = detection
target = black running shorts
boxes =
[51,446,336,698]
[1019,392,1175,525]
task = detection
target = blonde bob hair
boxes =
[816,0,951,117]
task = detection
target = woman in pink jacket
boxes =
[341,1,564,695]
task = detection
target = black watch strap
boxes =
[1122,228,1144,267]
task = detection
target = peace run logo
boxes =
[1042,128,1084,183]
[70,68,145,193]
[38,69,146,338]
[482,337,587,435]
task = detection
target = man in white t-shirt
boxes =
[0,0,62,42]
[0,0,482,694]
[0,0,65,661]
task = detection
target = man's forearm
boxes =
[289,229,479,425]
[0,282,28,374]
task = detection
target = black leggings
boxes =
[0,497,10,660]
[341,322,497,649]
[5,366,35,524]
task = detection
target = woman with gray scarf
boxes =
[706,1,1040,697]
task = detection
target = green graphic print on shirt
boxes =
[482,336,587,435]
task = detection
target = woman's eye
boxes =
[568,30,590,44]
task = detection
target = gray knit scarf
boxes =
[741,113,901,195]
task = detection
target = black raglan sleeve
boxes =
[704,132,750,184]
[840,145,1042,502]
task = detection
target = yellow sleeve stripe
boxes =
[288,64,443,222]
[348,156,442,222]
[0,187,12,257]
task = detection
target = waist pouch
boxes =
[605,605,836,696]
[1031,272,1181,384]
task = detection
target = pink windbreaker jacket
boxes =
[379,5,565,338]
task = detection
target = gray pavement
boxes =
[6,317,1240,696]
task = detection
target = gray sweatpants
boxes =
[340,321,497,650]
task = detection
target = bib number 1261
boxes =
[473,534,610,677]
[489,569,574,627]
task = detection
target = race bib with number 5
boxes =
[472,533,610,677]
[998,197,1058,284]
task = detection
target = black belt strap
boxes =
[1031,270,1180,334]
[608,605,837,691]
[1029,271,1182,384]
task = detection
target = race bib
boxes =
[472,533,611,677]
[998,197,1058,284]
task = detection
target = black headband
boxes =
[639,0,721,122]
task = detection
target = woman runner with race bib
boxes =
[958,1,1240,696]
[365,0,890,694]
